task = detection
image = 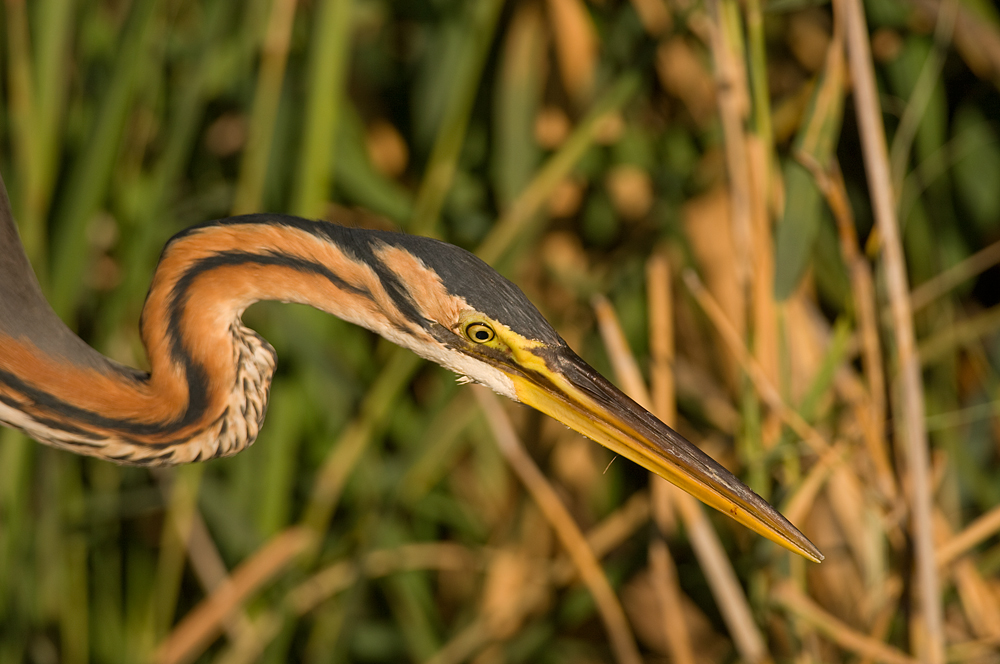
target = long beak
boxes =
[504,346,823,563]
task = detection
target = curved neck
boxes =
[0,214,450,464]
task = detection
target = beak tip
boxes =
[783,531,824,563]
[806,545,825,564]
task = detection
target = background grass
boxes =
[2,0,1000,662]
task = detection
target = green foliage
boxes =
[1,0,1000,663]
[774,159,823,301]
[953,104,1000,233]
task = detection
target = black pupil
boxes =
[474,327,490,341]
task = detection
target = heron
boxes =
[0,174,821,563]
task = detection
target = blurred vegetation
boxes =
[1,0,1000,662]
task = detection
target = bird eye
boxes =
[465,322,495,344]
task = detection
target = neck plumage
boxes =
[0,212,447,465]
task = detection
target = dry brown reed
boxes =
[5,1,1000,663]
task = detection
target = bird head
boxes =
[364,229,822,563]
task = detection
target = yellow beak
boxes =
[500,345,823,563]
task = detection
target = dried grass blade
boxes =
[593,289,769,664]
[647,252,679,534]
[937,503,1000,567]
[919,305,1000,365]
[803,156,896,501]
[183,510,253,642]
[550,491,652,585]
[155,527,313,664]
[773,582,920,664]
[545,0,597,105]
[841,0,944,660]
[683,270,831,456]
[911,238,1000,311]
[705,0,753,285]
[475,387,643,664]
[781,441,848,525]
[649,539,695,664]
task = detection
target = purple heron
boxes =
[0,174,821,563]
